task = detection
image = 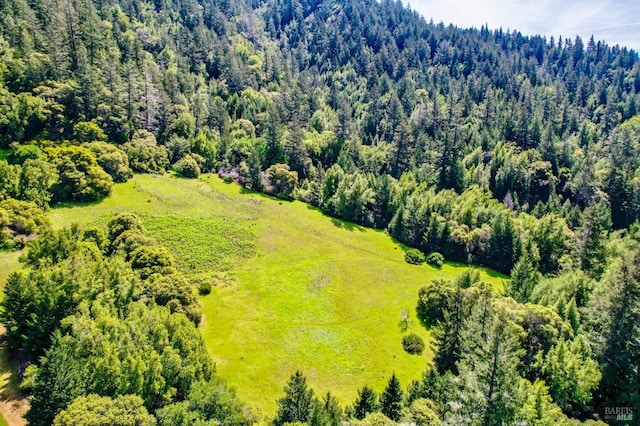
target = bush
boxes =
[402,333,425,355]
[426,252,444,267]
[174,155,201,178]
[108,212,145,243]
[84,142,131,183]
[198,281,212,296]
[122,130,169,173]
[404,248,425,265]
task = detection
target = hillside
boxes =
[50,173,504,416]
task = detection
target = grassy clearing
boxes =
[0,251,22,301]
[49,174,507,419]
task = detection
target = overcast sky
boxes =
[406,0,640,51]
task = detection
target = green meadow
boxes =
[49,174,506,417]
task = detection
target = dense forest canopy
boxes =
[1,0,640,424]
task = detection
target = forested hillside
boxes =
[1,0,640,424]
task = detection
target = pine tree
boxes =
[353,386,377,420]
[434,276,466,374]
[273,371,314,425]
[380,373,403,421]
[577,201,610,276]
[507,244,541,303]
[450,302,524,426]
[586,251,640,411]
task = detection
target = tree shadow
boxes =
[329,217,366,232]
[0,335,27,404]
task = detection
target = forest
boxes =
[0,0,639,424]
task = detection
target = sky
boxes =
[406,0,640,51]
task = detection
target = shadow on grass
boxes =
[329,217,367,232]
[52,198,105,210]
[0,335,27,403]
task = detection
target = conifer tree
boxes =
[353,386,377,420]
[273,371,314,425]
[380,373,403,422]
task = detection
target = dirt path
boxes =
[0,336,27,426]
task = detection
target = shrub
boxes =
[404,248,425,265]
[402,333,425,355]
[426,252,444,267]
[174,155,201,178]
[108,212,145,243]
[265,163,298,200]
[84,142,131,183]
[122,130,169,173]
[198,281,212,296]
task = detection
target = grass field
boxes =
[49,174,507,418]
[0,251,22,301]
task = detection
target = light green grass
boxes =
[0,251,22,301]
[50,174,507,419]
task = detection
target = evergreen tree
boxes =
[353,386,377,420]
[586,251,640,411]
[450,302,524,426]
[577,201,610,276]
[273,371,314,425]
[507,244,541,303]
[379,373,403,422]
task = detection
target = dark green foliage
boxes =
[174,154,201,178]
[402,333,425,355]
[122,131,169,174]
[449,301,524,425]
[46,146,113,202]
[483,212,521,274]
[107,212,145,243]
[27,303,213,426]
[8,145,44,164]
[3,0,640,421]
[379,373,403,421]
[576,201,611,277]
[404,248,426,265]
[145,274,202,324]
[309,392,343,426]
[585,251,640,412]
[265,163,298,200]
[425,252,444,267]
[199,281,212,296]
[53,394,156,426]
[353,385,377,420]
[130,245,176,279]
[507,246,541,303]
[111,230,155,259]
[185,378,251,425]
[273,371,314,425]
[537,337,601,417]
[416,279,455,326]
[84,142,131,183]
[0,269,76,357]
[22,227,79,267]
[18,158,57,208]
[81,227,108,253]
